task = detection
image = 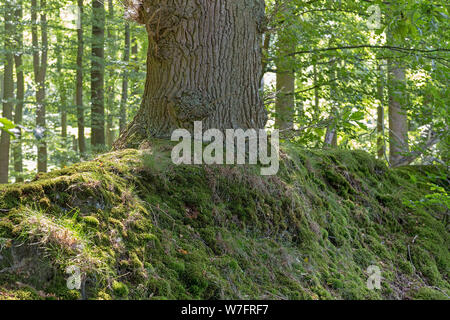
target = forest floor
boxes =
[0,140,448,300]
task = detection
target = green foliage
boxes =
[0,118,16,137]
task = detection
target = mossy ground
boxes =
[0,140,448,300]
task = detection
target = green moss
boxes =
[83,216,100,228]
[0,144,448,300]
[112,281,129,298]
[414,287,449,300]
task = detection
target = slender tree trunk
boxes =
[116,0,267,147]
[13,1,24,182]
[377,62,386,159]
[324,60,338,148]
[76,0,86,155]
[120,23,131,133]
[105,0,115,148]
[128,32,139,107]
[31,0,48,173]
[388,59,408,166]
[275,36,295,130]
[0,1,14,184]
[56,32,67,140]
[275,71,295,130]
[386,22,409,167]
[313,62,320,121]
[91,0,106,149]
[131,34,138,65]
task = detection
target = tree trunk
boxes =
[31,0,48,173]
[388,60,408,167]
[116,0,267,146]
[76,0,86,156]
[324,59,338,148]
[275,37,295,130]
[13,0,24,182]
[91,0,105,149]
[56,32,67,140]
[120,23,131,133]
[105,0,116,148]
[313,62,320,122]
[376,63,386,160]
[275,71,295,130]
[0,1,14,184]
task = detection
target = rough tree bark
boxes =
[115,0,268,147]
[0,1,14,184]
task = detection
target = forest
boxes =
[0,0,448,301]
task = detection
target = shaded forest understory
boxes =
[0,141,448,300]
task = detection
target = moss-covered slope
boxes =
[0,141,448,300]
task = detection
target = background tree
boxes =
[0,1,14,183]
[13,0,25,182]
[91,0,105,149]
[31,0,48,173]
[77,0,86,155]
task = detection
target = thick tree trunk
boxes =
[91,0,106,149]
[76,0,86,156]
[0,1,14,184]
[13,1,24,182]
[116,0,267,146]
[388,60,408,167]
[120,23,131,133]
[31,0,48,173]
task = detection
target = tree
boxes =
[13,0,24,182]
[387,42,409,167]
[76,0,86,155]
[275,68,295,130]
[0,1,15,183]
[31,0,49,173]
[56,31,68,140]
[116,0,268,146]
[324,59,338,148]
[105,0,116,148]
[91,0,105,149]
[376,62,386,160]
[120,22,131,133]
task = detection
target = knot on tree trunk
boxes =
[170,90,214,125]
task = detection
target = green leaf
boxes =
[0,118,16,137]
